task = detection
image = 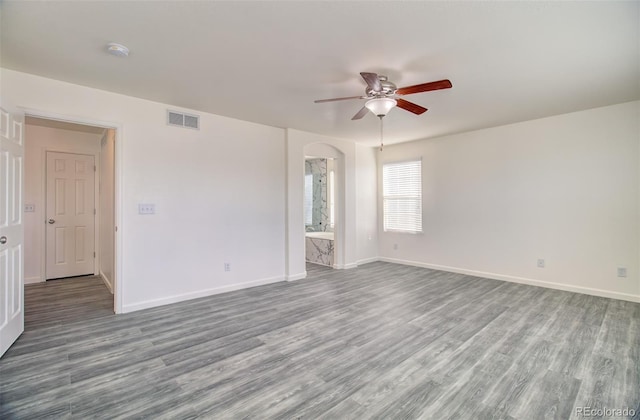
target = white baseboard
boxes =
[286,272,307,281]
[379,257,640,303]
[122,275,285,313]
[357,257,379,266]
[25,276,44,284]
[99,271,114,294]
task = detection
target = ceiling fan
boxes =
[314,72,452,120]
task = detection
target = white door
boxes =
[46,152,95,280]
[0,107,24,358]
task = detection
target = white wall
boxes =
[355,144,378,264]
[99,128,115,292]
[4,69,286,312]
[378,101,640,301]
[24,124,102,283]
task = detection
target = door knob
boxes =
[0,236,6,244]
[48,219,55,224]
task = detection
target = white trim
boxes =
[379,257,640,303]
[286,272,307,281]
[22,109,117,130]
[357,257,379,266]
[113,126,123,314]
[94,154,101,277]
[25,276,44,284]
[122,275,285,313]
[99,270,113,294]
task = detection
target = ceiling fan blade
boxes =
[396,79,452,96]
[360,72,382,92]
[314,95,364,103]
[351,106,369,120]
[396,98,428,115]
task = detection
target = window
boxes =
[329,170,335,229]
[383,160,422,233]
[304,173,313,226]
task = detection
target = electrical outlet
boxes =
[224,262,231,272]
[393,244,398,250]
[617,267,627,278]
[24,204,35,212]
[138,204,155,215]
[537,259,545,268]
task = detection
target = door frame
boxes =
[43,150,99,280]
[24,108,124,314]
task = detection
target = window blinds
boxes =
[383,160,422,233]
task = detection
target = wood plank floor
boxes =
[1,262,639,419]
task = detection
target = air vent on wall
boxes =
[167,110,200,130]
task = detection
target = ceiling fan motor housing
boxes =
[366,75,397,97]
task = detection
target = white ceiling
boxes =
[2,1,638,146]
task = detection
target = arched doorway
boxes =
[304,143,344,271]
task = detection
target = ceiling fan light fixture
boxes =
[365,98,397,117]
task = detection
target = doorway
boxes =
[24,116,118,314]
[304,156,336,268]
[301,142,346,273]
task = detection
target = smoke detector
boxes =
[106,43,129,57]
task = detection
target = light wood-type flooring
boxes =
[1,262,639,419]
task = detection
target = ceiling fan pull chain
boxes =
[379,115,384,151]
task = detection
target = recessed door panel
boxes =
[0,152,7,228]
[10,156,22,225]
[75,226,86,263]
[55,178,66,215]
[55,227,66,264]
[0,244,21,340]
[0,249,7,328]
[75,179,85,215]
[10,245,22,318]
